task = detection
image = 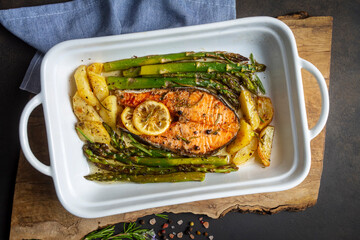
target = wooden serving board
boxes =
[10,16,332,240]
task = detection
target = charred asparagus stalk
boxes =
[102,122,125,150]
[100,124,176,158]
[84,172,206,183]
[84,142,175,165]
[84,143,230,168]
[92,159,238,175]
[138,62,265,76]
[152,72,243,94]
[126,134,177,158]
[103,51,249,72]
[130,156,229,167]
[86,145,238,174]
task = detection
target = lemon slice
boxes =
[132,100,171,135]
[121,107,142,135]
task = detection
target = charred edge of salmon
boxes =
[116,87,240,157]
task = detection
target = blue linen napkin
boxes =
[0,0,236,94]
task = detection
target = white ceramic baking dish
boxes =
[19,17,329,218]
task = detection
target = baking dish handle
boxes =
[299,58,330,140]
[19,94,52,177]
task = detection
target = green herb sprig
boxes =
[155,213,169,220]
[83,223,155,240]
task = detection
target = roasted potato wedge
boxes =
[240,89,260,130]
[87,63,103,74]
[76,121,110,144]
[257,125,275,167]
[232,137,258,165]
[99,95,118,129]
[74,65,99,107]
[226,118,253,155]
[87,71,109,102]
[72,91,102,122]
[256,96,274,130]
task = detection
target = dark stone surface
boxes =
[0,0,359,239]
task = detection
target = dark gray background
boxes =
[0,0,359,239]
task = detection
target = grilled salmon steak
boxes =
[116,88,240,156]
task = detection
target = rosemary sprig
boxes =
[83,223,156,240]
[155,213,169,220]
[259,116,265,123]
[176,135,190,144]
[252,132,264,145]
[76,127,93,143]
[82,225,114,240]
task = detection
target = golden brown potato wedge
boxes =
[87,71,109,102]
[74,65,99,107]
[240,89,260,130]
[232,137,258,165]
[256,96,274,130]
[72,91,102,122]
[99,95,118,129]
[87,63,103,74]
[226,118,253,155]
[257,125,275,167]
[76,121,110,144]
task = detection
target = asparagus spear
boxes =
[102,122,125,150]
[139,62,265,76]
[84,142,175,167]
[84,143,234,171]
[130,156,229,167]
[106,76,239,107]
[126,133,176,158]
[92,160,238,175]
[84,172,206,183]
[103,51,249,72]
[155,72,243,94]
[122,67,141,77]
[233,72,258,94]
[100,124,176,157]
[86,146,238,175]
[254,74,266,94]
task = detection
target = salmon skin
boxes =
[116,88,240,156]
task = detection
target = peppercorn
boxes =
[204,232,209,237]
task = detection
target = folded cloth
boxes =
[0,0,235,94]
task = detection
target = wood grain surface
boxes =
[10,16,332,240]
